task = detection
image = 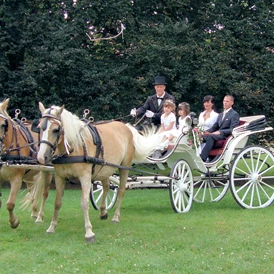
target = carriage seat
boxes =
[209,120,245,157]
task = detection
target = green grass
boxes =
[1,187,274,273]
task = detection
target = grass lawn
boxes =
[0,187,274,273]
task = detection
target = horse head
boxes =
[37,103,66,164]
[0,98,10,141]
[0,98,13,156]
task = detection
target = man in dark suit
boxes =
[130,76,175,127]
[200,95,240,162]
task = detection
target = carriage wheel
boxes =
[169,159,193,213]
[90,180,118,210]
[230,145,274,209]
[193,177,229,203]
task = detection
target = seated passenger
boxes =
[158,101,192,150]
[157,100,177,149]
[198,95,219,131]
[196,95,219,153]
[200,95,240,162]
[176,102,192,136]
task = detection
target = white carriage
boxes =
[90,115,274,213]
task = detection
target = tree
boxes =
[0,0,273,126]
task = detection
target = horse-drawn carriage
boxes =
[91,114,274,214]
[0,98,274,242]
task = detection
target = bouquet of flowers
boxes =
[188,126,204,150]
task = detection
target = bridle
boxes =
[39,114,64,155]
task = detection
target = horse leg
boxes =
[7,178,23,228]
[99,178,109,220]
[46,175,65,234]
[31,203,38,219]
[35,171,52,223]
[111,169,128,223]
[80,177,95,243]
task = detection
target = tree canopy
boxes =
[0,0,273,125]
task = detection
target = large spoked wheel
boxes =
[90,180,118,210]
[230,145,274,209]
[169,159,193,213]
[193,177,229,203]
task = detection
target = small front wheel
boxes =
[169,159,193,213]
[193,177,229,203]
[230,145,274,209]
[90,179,118,210]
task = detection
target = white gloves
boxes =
[130,108,137,117]
[145,110,154,118]
[130,109,154,118]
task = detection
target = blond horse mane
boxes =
[0,99,11,118]
[47,106,91,149]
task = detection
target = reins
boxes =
[7,141,40,152]
[51,155,177,180]
[133,113,147,127]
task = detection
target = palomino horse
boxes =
[36,103,161,242]
[0,98,52,227]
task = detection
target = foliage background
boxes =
[0,0,273,125]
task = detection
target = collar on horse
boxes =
[81,118,103,160]
[0,115,38,162]
[45,115,104,175]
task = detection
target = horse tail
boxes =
[20,174,45,210]
[126,124,162,163]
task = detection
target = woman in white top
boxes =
[196,95,219,154]
[198,95,219,131]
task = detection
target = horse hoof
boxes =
[9,220,20,229]
[35,217,44,223]
[85,235,95,243]
[100,213,108,220]
[35,219,43,223]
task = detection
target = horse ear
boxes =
[56,105,64,118]
[39,102,46,114]
[1,98,10,111]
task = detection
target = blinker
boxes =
[41,117,48,132]
[31,119,40,133]
[3,119,8,131]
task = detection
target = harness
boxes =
[41,110,104,175]
[0,112,39,202]
[54,119,104,175]
[0,113,38,164]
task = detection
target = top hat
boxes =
[153,76,167,85]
